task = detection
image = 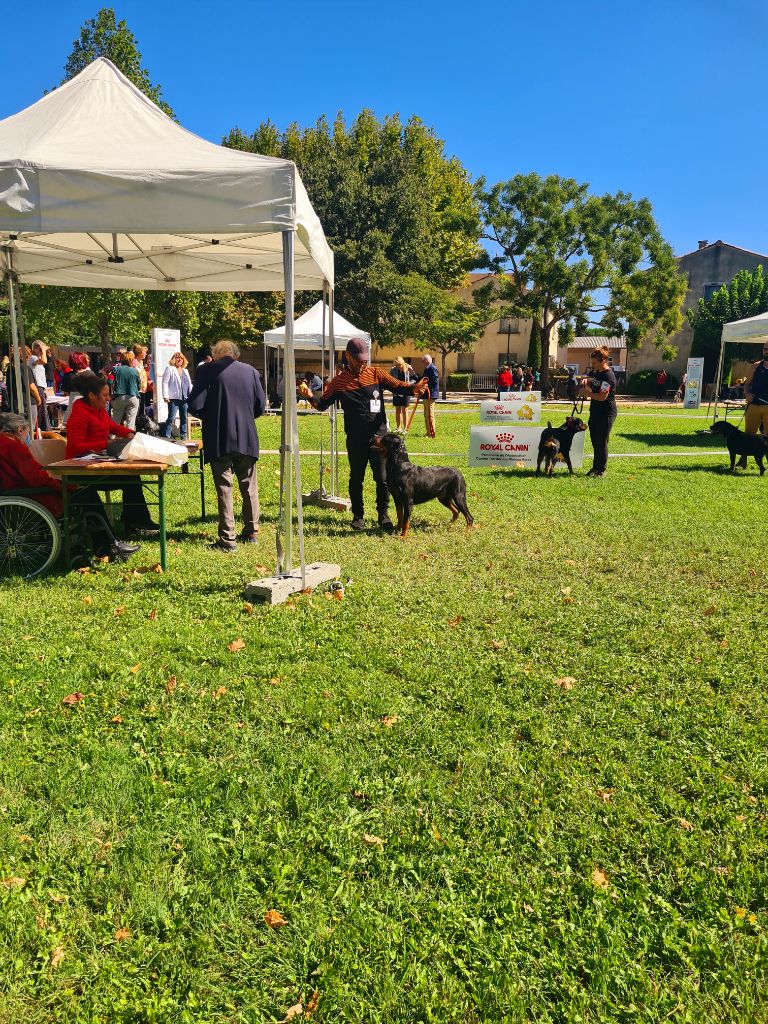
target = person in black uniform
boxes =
[300,338,426,532]
[578,346,617,478]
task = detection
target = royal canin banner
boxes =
[469,425,586,469]
[480,393,541,423]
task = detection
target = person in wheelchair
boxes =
[65,375,159,533]
[0,412,140,562]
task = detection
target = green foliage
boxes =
[526,319,541,367]
[61,7,174,118]
[627,369,678,395]
[476,173,687,381]
[0,409,767,1021]
[224,112,482,344]
[446,372,472,391]
[687,265,768,379]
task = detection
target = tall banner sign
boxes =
[150,328,181,425]
[683,357,705,409]
[469,425,585,470]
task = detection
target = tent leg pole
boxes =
[5,270,28,424]
[712,338,726,421]
[328,286,338,497]
[282,230,306,586]
[263,341,269,412]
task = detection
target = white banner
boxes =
[683,357,705,409]
[469,424,586,470]
[483,391,541,422]
[150,328,181,425]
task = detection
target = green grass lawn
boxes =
[1,405,766,1023]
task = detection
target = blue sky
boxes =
[2,0,768,258]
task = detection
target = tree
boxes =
[62,7,174,118]
[475,173,687,383]
[396,276,497,399]
[526,319,541,369]
[224,112,482,346]
[687,265,768,382]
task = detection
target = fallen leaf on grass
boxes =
[362,833,385,851]
[678,818,694,831]
[490,639,506,650]
[560,587,572,597]
[227,638,246,653]
[243,602,254,615]
[35,916,46,930]
[82,596,93,606]
[111,715,123,724]
[597,789,615,803]
[212,686,227,700]
[61,692,85,706]
[254,564,269,574]
[332,589,344,602]
[719,639,729,650]
[591,868,610,889]
[114,605,125,617]
[17,835,33,844]
[264,909,288,928]
[165,675,177,694]
[299,587,313,596]
[282,1003,303,1022]
[50,946,65,969]
[76,566,91,575]
[305,990,320,1018]
[2,876,26,888]
[562,597,575,605]
[152,563,163,574]
[554,676,576,690]
[564,559,577,567]
[447,615,463,627]
[381,715,399,728]
[128,664,141,675]
[148,609,157,621]
[703,605,717,616]
[114,927,130,942]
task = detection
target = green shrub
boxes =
[628,369,677,395]
[447,373,472,392]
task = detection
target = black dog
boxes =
[710,420,768,474]
[536,417,587,476]
[135,413,160,437]
[371,432,473,538]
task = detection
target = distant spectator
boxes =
[523,366,534,390]
[303,371,323,396]
[418,355,439,438]
[512,365,524,390]
[391,356,417,429]
[496,365,513,399]
[655,368,668,400]
[112,351,141,430]
[62,352,95,425]
[161,352,192,440]
[27,341,50,431]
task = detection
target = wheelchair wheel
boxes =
[0,497,62,579]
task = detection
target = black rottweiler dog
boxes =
[536,417,587,476]
[371,432,473,538]
[710,419,768,474]
[135,413,160,437]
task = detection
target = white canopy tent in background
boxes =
[0,57,334,590]
[710,311,768,418]
[264,299,371,503]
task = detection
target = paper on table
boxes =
[73,453,116,461]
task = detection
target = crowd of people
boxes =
[496,363,540,398]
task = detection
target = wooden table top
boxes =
[47,459,168,476]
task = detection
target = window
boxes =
[457,352,474,372]
[497,317,520,334]
[703,283,723,302]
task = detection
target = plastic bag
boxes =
[118,432,189,467]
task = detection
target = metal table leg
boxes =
[159,473,167,571]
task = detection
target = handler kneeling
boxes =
[300,338,426,532]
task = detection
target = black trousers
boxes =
[347,439,388,519]
[589,406,617,474]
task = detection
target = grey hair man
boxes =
[189,339,266,551]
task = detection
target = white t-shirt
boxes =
[27,355,47,391]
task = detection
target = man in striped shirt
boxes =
[300,338,427,532]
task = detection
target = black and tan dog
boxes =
[536,417,587,476]
[371,432,473,538]
[710,419,768,474]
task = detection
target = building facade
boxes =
[630,239,768,380]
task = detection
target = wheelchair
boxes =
[0,488,113,579]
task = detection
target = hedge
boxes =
[446,373,472,392]
[627,369,678,395]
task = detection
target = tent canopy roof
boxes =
[721,311,768,344]
[0,58,333,291]
[264,300,369,351]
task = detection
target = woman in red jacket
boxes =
[65,376,158,532]
[0,411,139,562]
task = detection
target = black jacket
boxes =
[189,357,265,460]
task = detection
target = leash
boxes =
[404,392,422,433]
[571,397,584,416]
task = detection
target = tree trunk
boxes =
[98,313,111,369]
[441,349,447,400]
[539,322,554,387]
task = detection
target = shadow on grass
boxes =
[616,432,719,448]
[656,463,765,475]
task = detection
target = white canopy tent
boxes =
[0,57,334,588]
[710,311,768,418]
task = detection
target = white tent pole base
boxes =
[245,562,341,606]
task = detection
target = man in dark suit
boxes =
[189,340,266,552]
